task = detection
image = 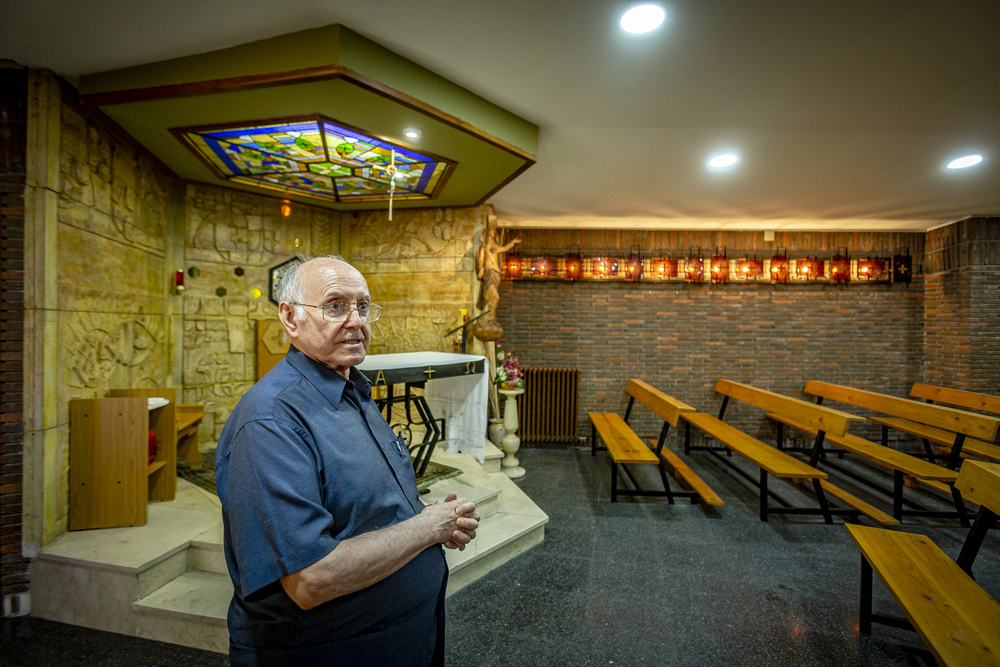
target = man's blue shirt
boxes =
[215,345,447,664]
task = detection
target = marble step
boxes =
[186,482,503,578]
[445,470,548,596]
[132,571,231,653]
[482,441,504,474]
[134,509,547,656]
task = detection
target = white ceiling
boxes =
[3,0,998,230]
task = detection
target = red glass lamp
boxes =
[505,252,523,280]
[831,248,850,284]
[770,250,790,284]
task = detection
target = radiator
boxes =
[519,367,580,444]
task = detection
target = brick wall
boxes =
[0,65,29,602]
[496,230,925,446]
[924,216,1000,396]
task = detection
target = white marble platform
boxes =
[29,443,547,653]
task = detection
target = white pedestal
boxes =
[499,388,525,479]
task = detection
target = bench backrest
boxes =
[805,381,1000,442]
[911,383,1000,416]
[715,379,862,437]
[627,379,695,426]
[955,460,1000,516]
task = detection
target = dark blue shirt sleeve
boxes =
[225,417,340,597]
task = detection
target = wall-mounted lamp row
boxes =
[504,247,914,285]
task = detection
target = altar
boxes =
[357,352,490,464]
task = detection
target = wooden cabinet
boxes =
[69,388,177,531]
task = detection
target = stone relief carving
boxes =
[64,312,164,391]
[310,210,336,257]
[185,185,321,265]
[59,105,170,253]
[350,208,480,261]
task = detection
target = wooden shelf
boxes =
[147,460,167,476]
[111,387,177,503]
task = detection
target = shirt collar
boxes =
[285,345,373,408]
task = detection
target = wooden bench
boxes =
[911,383,1000,416]
[868,416,1000,464]
[869,383,1000,465]
[768,411,962,524]
[846,460,1000,666]
[797,380,1000,524]
[953,460,1000,575]
[806,380,1000,470]
[590,380,722,506]
[681,380,891,523]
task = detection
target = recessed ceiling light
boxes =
[404,128,421,139]
[709,154,739,169]
[620,5,666,34]
[947,154,983,169]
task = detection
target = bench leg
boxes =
[611,462,618,502]
[684,420,691,455]
[813,479,833,525]
[657,462,676,505]
[893,471,904,521]
[776,422,783,450]
[947,434,966,470]
[951,485,971,529]
[859,557,873,635]
[591,423,597,457]
[921,437,937,464]
[759,470,769,522]
[957,507,996,576]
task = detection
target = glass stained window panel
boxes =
[178,116,455,204]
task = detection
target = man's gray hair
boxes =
[275,254,352,321]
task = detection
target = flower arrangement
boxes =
[493,342,524,389]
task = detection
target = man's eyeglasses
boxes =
[290,301,382,323]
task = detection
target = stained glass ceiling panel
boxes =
[175,116,455,204]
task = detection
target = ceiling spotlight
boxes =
[709,153,739,169]
[620,5,666,34]
[404,128,421,139]
[947,154,983,169]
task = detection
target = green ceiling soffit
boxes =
[79,24,537,210]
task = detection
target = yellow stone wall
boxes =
[344,207,486,356]
[50,100,182,539]
[180,184,339,448]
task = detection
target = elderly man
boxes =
[215,255,478,666]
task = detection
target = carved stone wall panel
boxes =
[348,207,482,261]
[185,184,318,265]
[248,298,280,321]
[57,196,127,250]
[310,208,339,257]
[366,272,473,305]
[354,256,476,276]
[110,146,138,226]
[57,284,165,316]
[57,222,165,298]
[367,305,472,355]
[180,262,271,309]
[59,105,170,253]
[58,310,166,426]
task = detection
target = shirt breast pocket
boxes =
[391,436,412,463]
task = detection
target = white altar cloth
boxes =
[357,352,489,462]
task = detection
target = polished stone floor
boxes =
[3,447,998,666]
